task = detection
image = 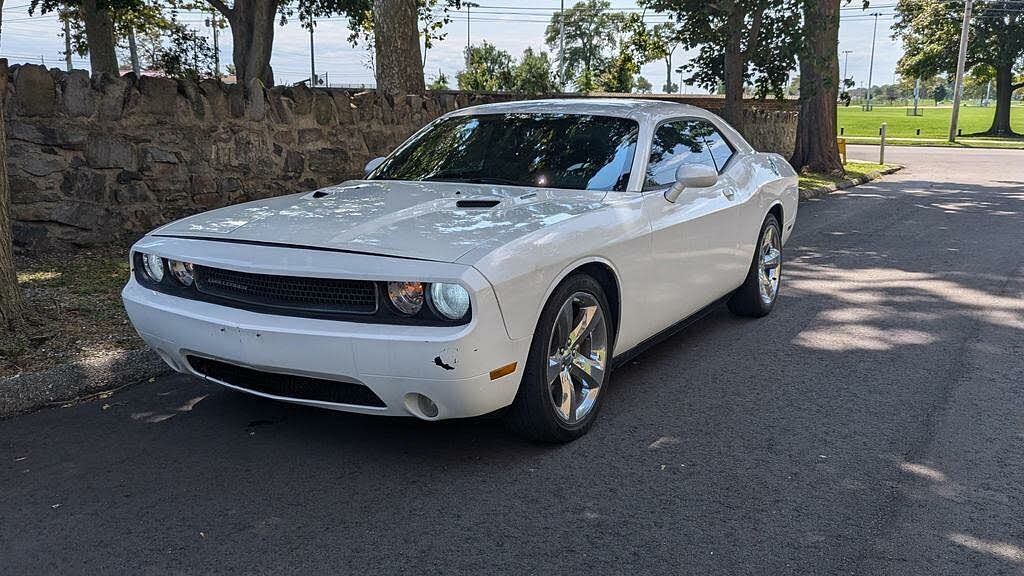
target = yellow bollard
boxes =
[837,137,848,165]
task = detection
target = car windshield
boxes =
[369,113,639,191]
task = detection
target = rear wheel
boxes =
[504,274,613,443]
[728,214,783,318]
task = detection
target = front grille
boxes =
[187,356,386,408]
[193,266,377,315]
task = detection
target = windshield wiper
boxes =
[422,174,534,187]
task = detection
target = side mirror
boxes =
[364,156,386,176]
[665,164,719,203]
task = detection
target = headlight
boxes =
[430,283,470,320]
[168,260,195,286]
[387,281,424,315]
[141,253,165,283]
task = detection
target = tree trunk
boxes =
[373,0,425,95]
[984,64,1020,137]
[664,55,672,93]
[790,0,844,175]
[222,0,277,88]
[81,0,119,77]
[722,12,746,131]
[0,57,23,327]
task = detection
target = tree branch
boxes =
[741,8,765,59]
[1012,82,1024,91]
[205,0,232,17]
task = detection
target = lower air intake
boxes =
[187,356,386,408]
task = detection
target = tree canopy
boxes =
[457,43,559,95]
[893,0,1024,135]
[636,0,801,127]
[544,0,624,92]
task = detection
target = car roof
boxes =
[447,98,718,124]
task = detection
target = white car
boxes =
[123,99,798,442]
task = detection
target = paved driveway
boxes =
[3,146,1023,575]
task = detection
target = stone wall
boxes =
[3,65,798,250]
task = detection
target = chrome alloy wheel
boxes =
[546,292,608,424]
[759,224,782,305]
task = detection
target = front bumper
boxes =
[121,239,531,420]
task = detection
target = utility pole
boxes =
[309,21,317,86]
[62,12,72,71]
[949,0,972,142]
[866,12,880,110]
[206,11,220,78]
[842,50,852,83]
[560,0,568,91]
[127,26,141,76]
[465,2,479,68]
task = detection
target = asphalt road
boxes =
[3,146,1023,575]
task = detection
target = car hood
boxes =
[153,180,610,263]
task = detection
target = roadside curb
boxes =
[0,348,171,418]
[799,165,904,200]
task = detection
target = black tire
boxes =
[728,214,783,318]
[504,274,614,443]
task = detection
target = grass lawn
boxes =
[0,249,140,377]
[798,160,896,194]
[837,103,1024,142]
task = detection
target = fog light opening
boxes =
[404,393,440,420]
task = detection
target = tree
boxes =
[428,71,450,90]
[634,75,653,93]
[594,51,638,92]
[544,0,623,92]
[790,0,843,174]
[372,0,425,94]
[893,0,1024,136]
[511,48,559,95]
[203,0,280,87]
[343,0,462,72]
[31,0,144,76]
[638,0,801,128]
[623,16,680,95]
[933,82,948,104]
[457,41,513,91]
[457,44,557,95]
[146,21,218,80]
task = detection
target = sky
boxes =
[0,1,906,93]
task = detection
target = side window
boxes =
[644,120,717,190]
[702,125,735,172]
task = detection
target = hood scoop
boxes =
[455,198,502,209]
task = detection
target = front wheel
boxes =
[504,274,613,443]
[728,214,783,318]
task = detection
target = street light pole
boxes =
[866,12,880,109]
[842,50,852,83]
[949,0,973,142]
[465,2,479,68]
[309,21,317,86]
[62,12,72,71]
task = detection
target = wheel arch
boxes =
[541,257,622,345]
[768,201,784,229]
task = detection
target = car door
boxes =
[641,119,746,331]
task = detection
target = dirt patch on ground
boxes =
[1,247,141,377]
